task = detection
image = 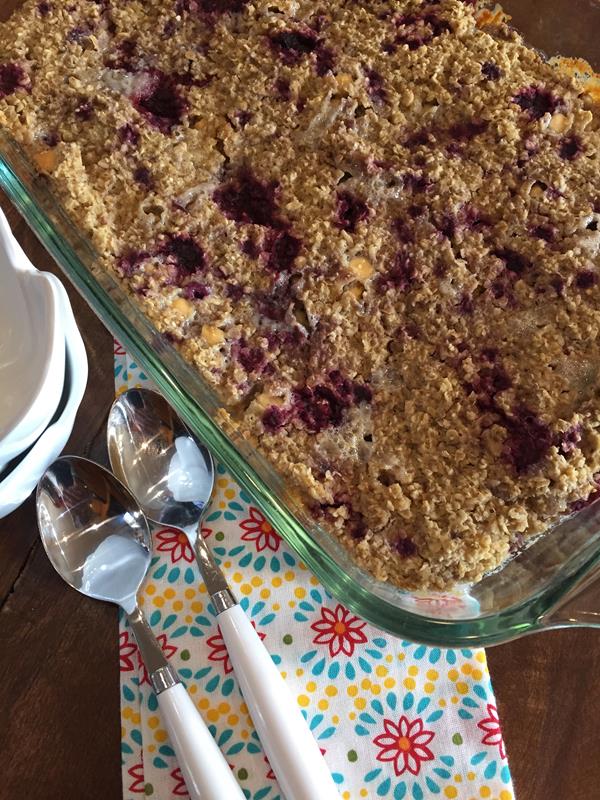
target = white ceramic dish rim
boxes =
[0,208,66,463]
[0,279,87,519]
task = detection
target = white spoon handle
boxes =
[157,682,245,800]
[218,604,339,800]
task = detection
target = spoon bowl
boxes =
[107,388,213,540]
[37,455,151,613]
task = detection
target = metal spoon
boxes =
[108,388,339,800]
[36,455,244,800]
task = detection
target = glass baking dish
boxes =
[2,0,600,647]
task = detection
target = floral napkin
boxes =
[115,341,514,800]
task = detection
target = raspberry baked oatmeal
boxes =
[1,0,599,590]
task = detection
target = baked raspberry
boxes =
[241,238,259,259]
[67,26,90,43]
[118,123,139,146]
[117,249,149,277]
[503,406,552,474]
[394,11,451,50]
[262,405,291,431]
[549,275,565,296]
[37,1,51,14]
[513,85,563,120]
[289,372,372,433]
[481,348,498,362]
[262,230,302,273]
[393,219,415,243]
[489,276,515,302]
[405,129,432,148]
[448,119,488,141]
[559,135,582,160]
[348,512,368,540]
[395,536,417,557]
[293,386,340,431]
[269,29,318,64]
[196,0,249,13]
[377,253,415,292]
[42,131,59,147]
[457,293,474,315]
[509,533,525,555]
[404,173,430,193]
[236,339,266,373]
[183,281,210,300]
[315,46,335,76]
[213,169,282,228]
[256,281,292,321]
[493,247,530,275]
[131,70,188,133]
[461,206,490,232]
[557,424,582,457]
[0,63,29,98]
[225,282,244,301]
[438,206,488,239]
[162,18,176,38]
[274,78,291,101]
[164,235,205,274]
[133,165,153,188]
[364,68,387,103]
[481,61,502,80]
[571,474,600,512]
[236,110,252,127]
[575,270,598,289]
[74,99,93,120]
[532,224,555,242]
[105,38,137,71]
[470,363,512,410]
[393,322,420,342]
[334,191,370,233]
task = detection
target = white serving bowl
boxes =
[0,209,66,469]
[0,280,88,519]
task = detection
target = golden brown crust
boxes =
[1,0,599,589]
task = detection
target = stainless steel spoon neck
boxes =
[211,588,237,615]
[193,532,237,613]
[126,606,179,694]
[150,665,179,694]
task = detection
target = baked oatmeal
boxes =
[0,0,599,589]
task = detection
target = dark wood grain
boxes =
[0,191,119,800]
[488,631,600,800]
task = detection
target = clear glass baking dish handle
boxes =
[540,564,600,630]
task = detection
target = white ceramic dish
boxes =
[0,208,66,468]
[0,279,87,519]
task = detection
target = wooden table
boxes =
[1,200,600,800]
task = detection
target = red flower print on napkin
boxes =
[139,634,177,685]
[478,703,506,759]
[207,622,266,674]
[311,604,368,657]
[119,630,138,672]
[155,527,195,563]
[114,338,126,356]
[240,506,281,552]
[373,715,435,776]
[127,763,145,793]
[171,767,189,796]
